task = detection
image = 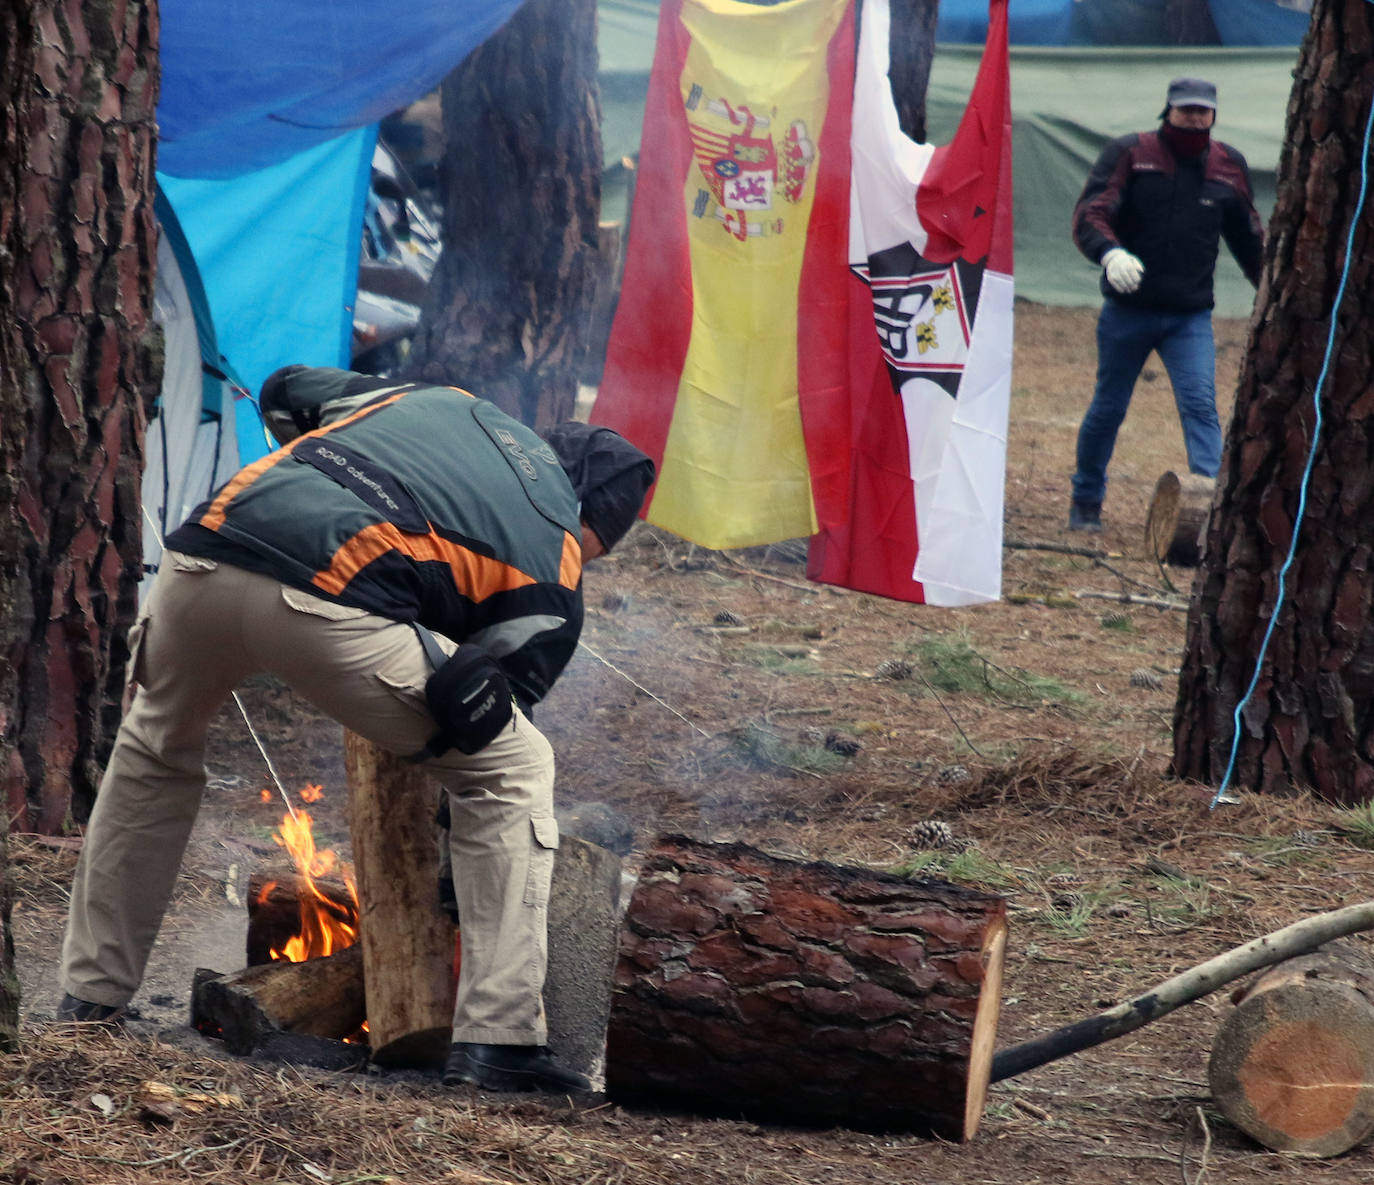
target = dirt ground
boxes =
[7,302,1374,1184]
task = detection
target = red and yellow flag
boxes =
[591,0,854,549]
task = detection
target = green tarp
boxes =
[597,2,1300,315]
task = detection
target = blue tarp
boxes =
[155,0,524,459]
[1208,0,1312,45]
[934,0,1310,44]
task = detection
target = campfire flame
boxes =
[259,785,361,963]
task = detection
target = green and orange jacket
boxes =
[167,374,584,707]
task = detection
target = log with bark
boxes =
[607,835,1008,1139]
[1209,940,1374,1157]
[1144,470,1214,567]
[345,731,456,1068]
[191,944,366,1055]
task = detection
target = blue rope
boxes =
[1210,78,1374,809]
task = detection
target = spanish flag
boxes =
[808,0,1013,605]
[591,0,854,549]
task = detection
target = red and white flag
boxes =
[808,0,1013,605]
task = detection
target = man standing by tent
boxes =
[1067,76,1264,532]
[57,366,654,1097]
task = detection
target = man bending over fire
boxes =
[57,365,655,1096]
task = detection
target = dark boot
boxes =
[56,993,132,1025]
[443,1042,592,1095]
[1068,500,1102,533]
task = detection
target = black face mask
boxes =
[1161,121,1211,158]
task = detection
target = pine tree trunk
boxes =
[0,0,160,832]
[403,0,603,432]
[1172,0,1374,802]
[0,832,16,1051]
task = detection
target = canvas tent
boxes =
[144,189,242,592]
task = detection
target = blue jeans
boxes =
[1071,301,1219,506]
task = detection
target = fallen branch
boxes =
[1005,540,1108,559]
[1075,589,1189,613]
[719,552,842,595]
[991,900,1374,1082]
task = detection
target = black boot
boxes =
[1068,500,1102,532]
[56,993,132,1024]
[443,1042,592,1095]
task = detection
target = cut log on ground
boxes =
[191,944,365,1054]
[1209,940,1374,1157]
[245,871,356,966]
[345,731,456,1068]
[607,834,1008,1139]
[1144,470,1214,567]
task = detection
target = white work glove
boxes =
[1102,247,1145,295]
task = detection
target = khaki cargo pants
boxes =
[59,553,558,1045]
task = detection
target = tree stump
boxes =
[1145,471,1214,567]
[607,835,1008,1138]
[1209,941,1374,1156]
[345,732,455,1068]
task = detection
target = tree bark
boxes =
[1,0,160,832]
[344,731,455,1068]
[1173,0,1374,801]
[1209,941,1374,1157]
[608,835,1008,1139]
[0,832,16,1051]
[403,0,603,431]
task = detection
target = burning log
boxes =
[246,871,357,966]
[1208,940,1374,1157]
[607,835,1008,1139]
[192,944,366,1055]
[345,731,456,1068]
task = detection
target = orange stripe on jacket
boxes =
[200,389,415,531]
[313,523,583,599]
[200,452,291,530]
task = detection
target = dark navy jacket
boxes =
[167,375,584,708]
[1072,130,1264,312]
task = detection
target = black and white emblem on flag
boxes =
[852,243,985,399]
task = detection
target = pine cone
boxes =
[712,609,743,626]
[874,657,915,681]
[1100,611,1131,630]
[1129,668,1163,691]
[909,819,954,849]
[824,732,862,757]
[935,763,970,786]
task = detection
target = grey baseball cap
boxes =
[1160,77,1217,117]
